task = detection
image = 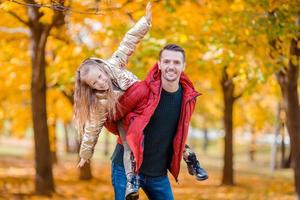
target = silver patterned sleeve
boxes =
[105,16,150,90]
[107,16,150,68]
[79,99,108,160]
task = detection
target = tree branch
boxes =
[50,33,70,44]
[233,92,243,102]
[9,0,144,15]
[47,83,74,105]
[50,0,65,28]
[7,11,29,26]
[62,90,74,105]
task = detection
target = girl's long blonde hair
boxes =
[73,59,119,134]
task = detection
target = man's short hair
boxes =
[159,44,186,62]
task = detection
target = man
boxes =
[107,44,206,200]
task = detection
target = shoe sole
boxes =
[126,192,139,200]
[196,175,208,181]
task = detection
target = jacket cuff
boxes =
[79,150,92,160]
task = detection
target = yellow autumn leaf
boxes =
[39,7,54,24]
[0,1,14,11]
[230,0,245,12]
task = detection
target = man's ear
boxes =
[183,62,186,71]
[158,61,161,70]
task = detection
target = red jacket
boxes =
[105,63,201,181]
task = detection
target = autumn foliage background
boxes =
[0,0,299,199]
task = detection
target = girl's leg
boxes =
[117,121,139,200]
[183,144,208,181]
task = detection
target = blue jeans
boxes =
[111,162,174,200]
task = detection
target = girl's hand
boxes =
[145,2,152,24]
[77,158,89,168]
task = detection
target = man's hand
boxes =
[145,2,152,24]
[77,158,89,168]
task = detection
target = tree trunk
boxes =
[67,123,81,153]
[104,130,110,157]
[26,1,65,194]
[276,35,300,199]
[283,149,292,169]
[271,103,281,170]
[203,127,209,153]
[49,120,58,164]
[79,159,93,180]
[280,124,286,168]
[249,127,256,162]
[29,17,54,195]
[221,66,235,185]
[78,137,93,180]
[64,123,71,153]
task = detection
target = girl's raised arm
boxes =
[107,2,152,69]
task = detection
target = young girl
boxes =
[74,3,207,200]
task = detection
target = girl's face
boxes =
[83,67,109,91]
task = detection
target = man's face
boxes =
[158,50,185,82]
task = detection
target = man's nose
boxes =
[168,63,175,69]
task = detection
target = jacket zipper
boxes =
[175,94,199,183]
